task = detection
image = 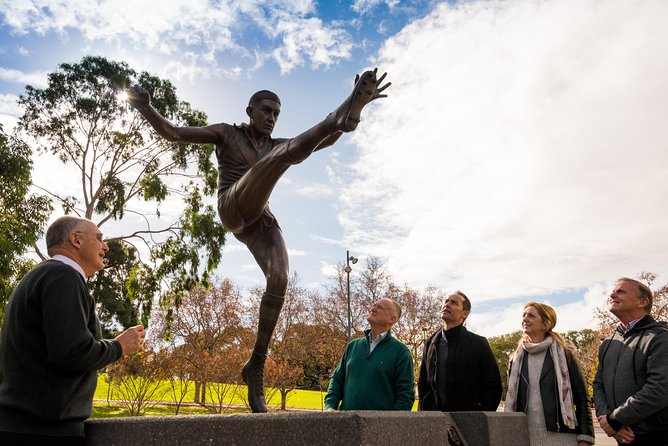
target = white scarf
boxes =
[504,336,577,429]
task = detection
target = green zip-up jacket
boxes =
[324,329,414,410]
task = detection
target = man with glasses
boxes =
[0,216,146,445]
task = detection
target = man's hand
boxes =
[125,85,151,110]
[115,325,146,356]
[613,426,635,444]
[597,415,616,436]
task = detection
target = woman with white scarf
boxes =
[505,302,595,446]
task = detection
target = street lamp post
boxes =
[344,250,358,344]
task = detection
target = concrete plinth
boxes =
[84,411,528,446]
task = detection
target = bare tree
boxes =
[392,285,444,382]
[153,346,194,415]
[200,345,245,413]
[107,350,168,416]
[150,279,244,404]
[322,256,398,339]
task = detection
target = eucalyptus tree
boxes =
[17,56,226,333]
[0,124,52,327]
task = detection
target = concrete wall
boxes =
[85,411,528,446]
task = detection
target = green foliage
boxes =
[563,328,598,354]
[487,330,522,396]
[564,328,600,398]
[0,125,52,326]
[153,185,226,300]
[88,240,158,336]
[16,55,225,328]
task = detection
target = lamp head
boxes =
[349,256,358,264]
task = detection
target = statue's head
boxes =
[248,90,281,107]
[246,90,281,137]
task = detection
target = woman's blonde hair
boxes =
[520,301,572,350]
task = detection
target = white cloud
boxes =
[343,0,668,302]
[320,260,338,277]
[271,16,353,73]
[222,243,248,254]
[0,0,353,74]
[352,0,401,14]
[0,94,21,130]
[241,263,260,272]
[0,67,48,87]
[296,183,334,197]
[0,94,20,115]
[311,234,343,246]
[470,283,607,337]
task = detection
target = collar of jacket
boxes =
[623,315,661,337]
[426,324,466,351]
[443,323,466,340]
[364,328,393,344]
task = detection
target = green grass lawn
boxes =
[92,401,216,418]
[93,374,416,417]
[94,374,328,417]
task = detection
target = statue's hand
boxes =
[371,68,391,101]
[125,84,150,109]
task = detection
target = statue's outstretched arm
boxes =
[126,85,221,144]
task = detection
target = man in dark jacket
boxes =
[418,291,502,411]
[0,216,146,445]
[594,277,668,446]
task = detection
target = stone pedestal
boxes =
[85,411,528,446]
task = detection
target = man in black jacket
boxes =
[418,291,502,411]
[0,216,146,445]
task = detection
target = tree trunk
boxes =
[194,381,201,403]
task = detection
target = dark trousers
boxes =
[0,432,85,446]
[621,430,668,446]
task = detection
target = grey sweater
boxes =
[593,315,668,435]
[0,260,122,436]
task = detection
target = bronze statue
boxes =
[127,69,390,413]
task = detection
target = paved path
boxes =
[592,411,618,446]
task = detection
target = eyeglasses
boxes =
[74,230,105,241]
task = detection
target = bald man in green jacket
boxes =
[325,298,414,411]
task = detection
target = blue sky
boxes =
[1,0,667,336]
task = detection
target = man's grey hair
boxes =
[388,298,402,322]
[46,216,86,252]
